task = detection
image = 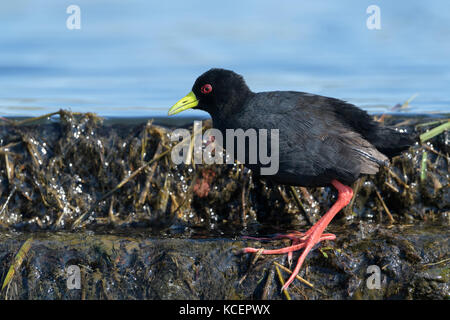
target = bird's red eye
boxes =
[201,84,212,94]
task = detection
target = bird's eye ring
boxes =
[201,84,212,94]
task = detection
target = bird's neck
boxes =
[211,91,255,123]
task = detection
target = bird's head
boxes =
[168,68,252,117]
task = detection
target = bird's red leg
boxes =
[242,179,353,290]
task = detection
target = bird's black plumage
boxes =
[183,68,414,187]
[169,68,416,290]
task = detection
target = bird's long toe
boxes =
[242,231,335,255]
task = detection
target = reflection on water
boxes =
[0,0,449,117]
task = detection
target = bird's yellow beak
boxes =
[168,91,199,115]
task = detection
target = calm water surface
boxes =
[0,0,449,118]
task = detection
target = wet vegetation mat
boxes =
[0,110,448,299]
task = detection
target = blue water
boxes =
[0,0,449,117]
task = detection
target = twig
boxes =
[289,186,314,225]
[421,144,449,161]
[261,266,275,300]
[423,258,450,267]
[275,264,291,300]
[0,186,16,219]
[71,148,171,228]
[273,261,314,288]
[384,181,399,193]
[238,248,264,285]
[4,154,13,183]
[140,120,153,162]
[14,111,61,126]
[138,143,162,206]
[374,189,395,223]
[346,177,365,216]
[387,167,409,189]
[241,169,247,227]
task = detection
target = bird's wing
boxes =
[233,92,387,185]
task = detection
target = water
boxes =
[0,0,449,118]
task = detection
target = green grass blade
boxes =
[2,238,33,290]
[420,121,450,143]
[420,151,427,182]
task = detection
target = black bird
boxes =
[168,68,414,289]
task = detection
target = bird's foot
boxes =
[242,180,353,290]
[242,230,335,267]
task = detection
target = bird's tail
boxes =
[369,126,416,158]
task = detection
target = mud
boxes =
[0,223,447,300]
[0,110,448,299]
